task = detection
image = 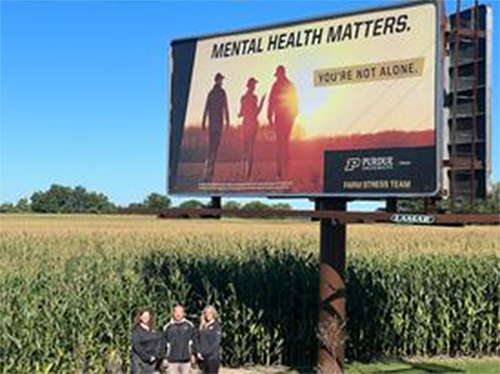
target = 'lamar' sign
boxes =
[390,214,437,225]
[168,0,442,198]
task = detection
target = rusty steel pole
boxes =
[210,196,222,209]
[203,196,222,219]
[317,198,347,374]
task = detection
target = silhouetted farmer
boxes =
[267,65,298,178]
[202,73,230,182]
[239,77,266,178]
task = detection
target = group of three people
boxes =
[131,305,221,374]
[202,65,299,182]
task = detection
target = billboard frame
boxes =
[168,0,444,199]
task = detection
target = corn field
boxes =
[0,215,499,373]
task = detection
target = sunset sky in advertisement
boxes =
[184,3,437,140]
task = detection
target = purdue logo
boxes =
[344,156,394,172]
[344,157,361,172]
[390,214,436,225]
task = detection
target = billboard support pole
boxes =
[386,198,398,213]
[317,198,347,374]
[205,196,222,219]
[425,197,438,214]
[210,196,222,209]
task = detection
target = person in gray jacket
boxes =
[163,305,196,374]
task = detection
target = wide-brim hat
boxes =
[247,77,258,87]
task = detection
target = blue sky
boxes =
[1,0,498,209]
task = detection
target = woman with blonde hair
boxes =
[195,305,221,374]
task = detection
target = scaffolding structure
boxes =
[447,0,491,209]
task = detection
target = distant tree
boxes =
[127,203,146,211]
[223,201,241,210]
[242,201,271,211]
[84,190,116,214]
[179,199,204,209]
[15,198,31,213]
[144,193,171,209]
[30,185,69,213]
[271,203,292,210]
[0,203,16,213]
[396,199,425,213]
[30,184,116,214]
[240,201,293,219]
[396,185,500,214]
[0,197,32,213]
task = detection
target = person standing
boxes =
[202,73,230,182]
[163,305,196,374]
[196,306,221,374]
[267,65,298,178]
[131,309,164,374]
[239,77,266,178]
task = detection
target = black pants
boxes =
[202,358,220,374]
[275,120,293,178]
[206,125,223,181]
[130,351,155,374]
[242,121,258,177]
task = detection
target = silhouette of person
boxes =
[238,77,266,178]
[202,73,230,182]
[267,65,298,178]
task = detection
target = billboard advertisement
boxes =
[169,0,441,197]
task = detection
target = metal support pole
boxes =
[424,197,438,214]
[202,196,221,219]
[317,198,347,374]
[386,198,398,213]
[210,196,221,209]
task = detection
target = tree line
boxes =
[1,183,498,214]
[0,184,291,214]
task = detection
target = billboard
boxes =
[169,0,442,197]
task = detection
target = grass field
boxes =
[1,214,499,373]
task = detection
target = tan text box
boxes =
[314,58,425,87]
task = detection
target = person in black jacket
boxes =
[202,72,231,182]
[131,308,165,374]
[163,305,195,374]
[196,306,221,374]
